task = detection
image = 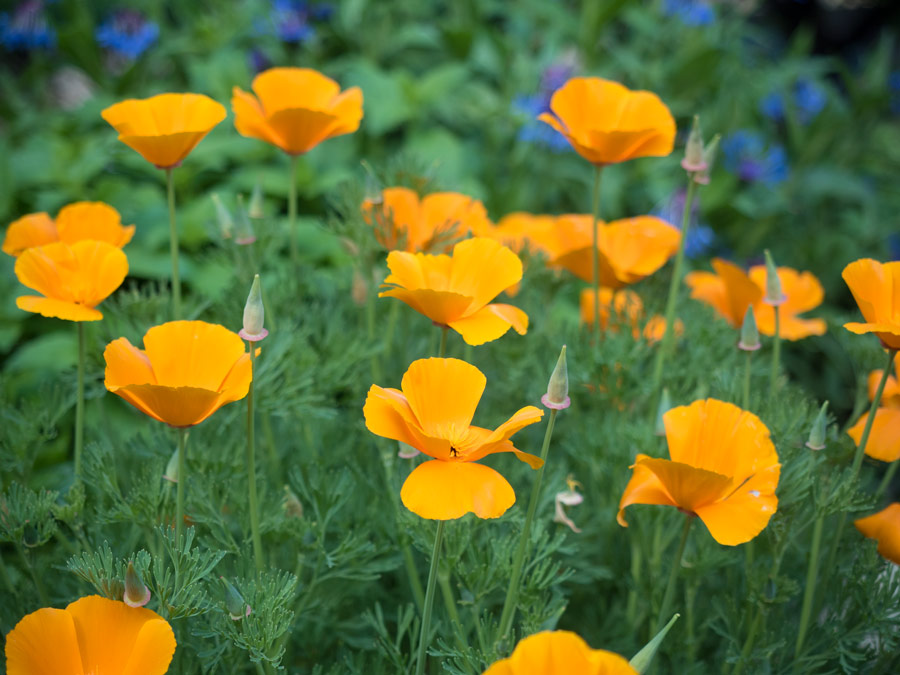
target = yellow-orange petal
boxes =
[5,607,84,675]
[400,459,515,520]
[847,408,900,462]
[643,315,684,344]
[55,201,135,248]
[448,303,529,346]
[400,358,485,442]
[868,364,900,406]
[363,186,421,251]
[636,457,733,514]
[142,320,247,390]
[712,258,762,327]
[108,383,227,427]
[448,238,523,311]
[694,487,779,546]
[16,296,104,321]
[251,67,342,113]
[843,321,900,350]
[103,337,157,388]
[617,453,679,527]
[842,258,899,326]
[3,212,58,256]
[265,107,350,155]
[232,86,284,149]
[380,286,474,326]
[363,385,450,459]
[482,630,638,675]
[855,503,900,565]
[464,406,544,462]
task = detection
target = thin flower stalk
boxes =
[246,345,264,572]
[876,461,899,499]
[769,306,781,398]
[438,568,467,651]
[415,520,446,675]
[590,166,603,341]
[175,428,188,543]
[75,322,85,479]
[289,155,299,264]
[743,351,752,410]
[655,514,693,634]
[166,168,182,319]
[794,515,823,658]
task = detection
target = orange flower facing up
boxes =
[380,237,529,346]
[685,258,826,340]
[3,202,135,257]
[4,595,176,675]
[618,398,780,546]
[847,360,900,462]
[104,320,252,427]
[482,630,637,675]
[362,187,491,253]
[855,504,900,565]
[537,77,676,166]
[540,215,680,289]
[843,259,900,350]
[364,358,544,519]
[232,67,363,155]
[102,93,226,169]
[15,241,128,321]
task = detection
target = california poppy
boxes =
[363,358,543,519]
[685,258,826,340]
[537,77,676,166]
[15,241,128,321]
[232,67,363,156]
[4,595,175,675]
[101,93,226,168]
[104,320,252,427]
[380,237,529,346]
[362,187,490,253]
[480,212,557,257]
[579,288,643,334]
[482,630,637,675]
[843,259,900,349]
[3,201,135,257]
[855,503,900,565]
[847,359,900,462]
[618,398,780,546]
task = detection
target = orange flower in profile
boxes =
[3,202,135,257]
[363,358,544,519]
[15,241,128,321]
[4,595,176,675]
[847,359,900,462]
[380,237,529,346]
[101,93,226,169]
[537,77,676,166]
[104,321,252,428]
[482,630,637,675]
[618,398,780,546]
[232,67,363,155]
[541,215,680,289]
[855,504,900,565]
[685,258,826,340]
[843,259,900,349]
[362,187,490,253]
[579,288,643,333]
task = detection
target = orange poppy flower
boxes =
[642,315,684,345]
[843,259,900,350]
[4,595,175,675]
[379,237,529,346]
[15,241,128,321]
[685,259,826,340]
[232,67,363,156]
[541,215,680,289]
[363,358,544,519]
[482,630,637,675]
[855,503,900,565]
[846,358,900,462]
[481,212,557,257]
[579,288,643,334]
[101,93,226,169]
[104,320,252,428]
[3,202,135,257]
[362,187,491,253]
[618,398,780,546]
[537,77,676,166]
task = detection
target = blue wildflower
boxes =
[96,10,159,60]
[257,0,329,44]
[721,131,789,185]
[513,55,577,152]
[0,0,55,51]
[662,0,715,27]
[760,79,826,124]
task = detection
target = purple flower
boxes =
[96,10,159,60]
[662,0,715,27]
[0,1,55,51]
[721,131,789,186]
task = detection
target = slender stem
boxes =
[75,322,85,480]
[732,609,762,675]
[438,570,467,650]
[439,326,448,358]
[590,166,603,342]
[769,305,781,399]
[17,544,48,605]
[175,428,187,543]
[743,350,752,411]
[625,529,642,627]
[497,409,558,640]
[415,520,446,675]
[850,349,897,481]
[656,514,693,633]
[794,515,824,658]
[263,414,280,482]
[166,168,182,320]
[876,460,899,500]
[289,155,299,264]
[652,177,698,397]
[403,543,426,612]
[383,296,401,362]
[247,346,264,573]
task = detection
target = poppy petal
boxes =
[265,107,345,155]
[2,212,57,256]
[400,459,515,519]
[617,453,679,526]
[55,202,135,248]
[448,238,523,310]
[842,258,890,324]
[379,287,473,326]
[694,489,779,546]
[142,321,247,390]
[121,618,178,675]
[847,408,900,462]
[855,503,900,565]
[464,406,544,462]
[251,67,340,113]
[104,337,157,389]
[484,630,639,675]
[109,384,225,427]
[637,457,733,513]
[232,87,284,149]
[400,358,485,441]
[116,131,214,169]
[447,304,525,346]
[4,607,84,675]
[16,296,103,321]
[843,322,900,349]
[363,385,450,459]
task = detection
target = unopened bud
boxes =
[694,134,720,186]
[283,485,304,519]
[541,345,570,410]
[351,268,368,306]
[630,614,680,673]
[239,274,267,342]
[221,577,251,620]
[738,306,761,351]
[123,562,151,608]
[655,388,672,436]
[235,194,256,245]
[681,116,707,174]
[806,401,829,451]
[763,250,786,306]
[248,181,265,219]
[211,194,234,239]
[163,446,179,483]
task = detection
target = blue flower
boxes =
[721,131,789,185]
[257,0,330,44]
[513,56,577,152]
[662,0,714,27]
[0,1,55,51]
[95,10,159,60]
[760,79,826,124]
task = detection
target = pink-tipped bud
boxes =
[681,116,707,174]
[221,577,252,620]
[694,134,720,185]
[239,274,268,342]
[763,250,787,306]
[542,345,570,410]
[738,306,761,351]
[806,401,829,451]
[123,562,151,608]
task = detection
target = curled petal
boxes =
[401,460,515,520]
[3,213,57,256]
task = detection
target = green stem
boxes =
[166,168,182,320]
[175,428,187,543]
[403,543,426,612]
[625,529,642,627]
[263,414,280,483]
[438,326,448,359]
[850,349,897,481]
[732,609,762,675]
[415,520,446,675]
[794,515,823,658]
[247,346,264,573]
[438,570,467,651]
[75,322,85,480]
[590,166,603,341]
[769,305,781,399]
[17,544,48,605]
[383,295,401,362]
[743,350,752,411]
[289,155,299,265]
[0,549,14,593]
[651,176,698,397]
[497,409,558,640]
[876,460,899,500]
[656,514,692,633]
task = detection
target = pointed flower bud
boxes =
[248,180,265,219]
[123,561,151,608]
[239,274,268,342]
[163,446,179,483]
[738,306,761,351]
[211,193,234,239]
[681,116,707,174]
[541,345,570,410]
[806,401,829,451]
[694,134,720,186]
[763,250,786,306]
[235,194,256,245]
[630,613,680,673]
[282,485,304,519]
[655,388,672,436]
[221,577,252,620]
